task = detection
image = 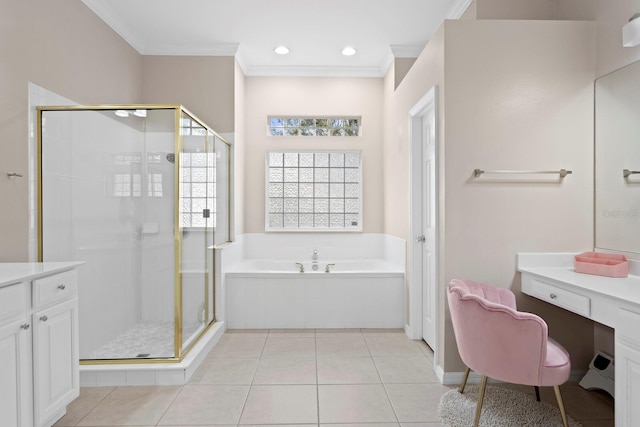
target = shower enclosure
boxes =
[37,105,231,363]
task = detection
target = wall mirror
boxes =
[595,59,640,254]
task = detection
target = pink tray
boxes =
[574,252,629,278]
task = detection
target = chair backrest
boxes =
[447,279,549,385]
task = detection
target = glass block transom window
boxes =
[269,117,360,137]
[266,151,362,231]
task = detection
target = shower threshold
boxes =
[79,321,225,386]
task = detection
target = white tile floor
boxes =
[55,328,614,426]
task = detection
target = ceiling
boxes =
[82,0,469,77]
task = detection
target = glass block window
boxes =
[268,117,360,137]
[266,151,362,231]
[181,151,215,228]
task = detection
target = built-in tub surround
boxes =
[221,233,406,329]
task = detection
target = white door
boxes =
[420,103,437,350]
[409,86,438,350]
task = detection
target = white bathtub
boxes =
[225,259,405,329]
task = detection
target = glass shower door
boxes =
[178,112,211,353]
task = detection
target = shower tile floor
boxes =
[59,329,614,426]
[88,321,203,359]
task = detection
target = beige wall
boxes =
[393,58,417,90]
[476,0,558,20]
[592,0,640,77]
[382,26,446,334]
[383,27,445,241]
[142,56,235,133]
[0,1,142,261]
[234,61,246,235]
[384,19,596,372]
[243,77,384,234]
[465,0,640,77]
[442,20,596,371]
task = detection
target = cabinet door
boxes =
[32,298,79,426]
[0,318,31,427]
[616,307,640,427]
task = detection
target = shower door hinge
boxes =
[202,208,210,218]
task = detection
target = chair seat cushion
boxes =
[540,337,571,386]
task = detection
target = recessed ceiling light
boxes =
[133,109,147,118]
[274,46,290,55]
[115,110,129,118]
[341,46,357,56]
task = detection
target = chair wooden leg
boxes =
[473,375,488,427]
[459,367,471,394]
[534,386,541,402]
[553,385,569,427]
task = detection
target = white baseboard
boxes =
[404,323,413,338]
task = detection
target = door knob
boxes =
[40,315,48,322]
[20,323,30,330]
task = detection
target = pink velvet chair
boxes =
[447,279,570,427]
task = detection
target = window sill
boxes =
[265,227,363,233]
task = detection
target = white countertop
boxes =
[517,252,640,307]
[0,262,84,288]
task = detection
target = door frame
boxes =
[407,86,439,352]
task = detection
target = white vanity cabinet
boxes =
[615,307,640,426]
[518,253,640,427]
[0,263,82,427]
[0,282,31,426]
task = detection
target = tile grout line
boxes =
[235,332,268,425]
[366,336,402,426]
[153,384,185,426]
[69,386,118,427]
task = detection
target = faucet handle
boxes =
[295,262,304,273]
[325,263,335,273]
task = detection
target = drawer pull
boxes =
[40,315,48,322]
[57,284,66,290]
[550,293,557,299]
[20,323,30,330]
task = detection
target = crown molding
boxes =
[445,0,473,19]
[81,0,146,53]
[242,64,387,78]
[144,43,239,56]
[380,50,395,77]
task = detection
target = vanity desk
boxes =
[517,253,640,427]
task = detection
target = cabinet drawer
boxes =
[0,283,26,322]
[33,270,77,308]
[527,277,591,317]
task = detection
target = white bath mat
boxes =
[438,384,581,427]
